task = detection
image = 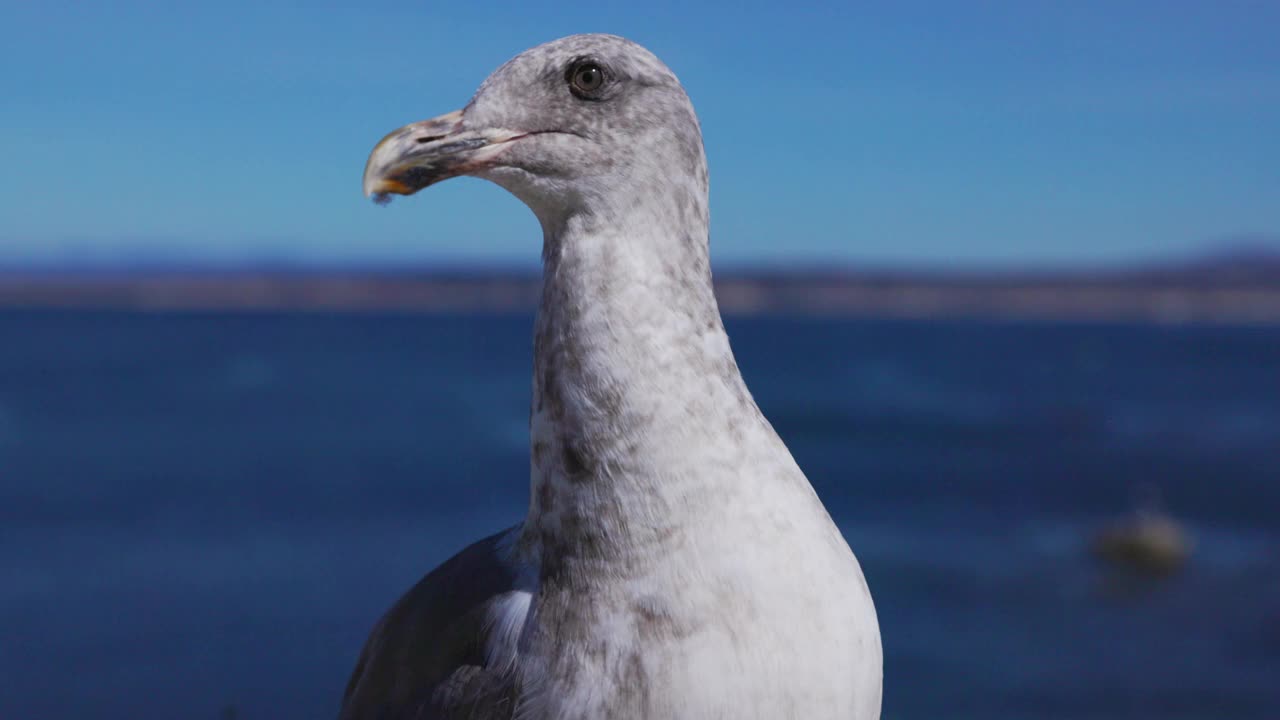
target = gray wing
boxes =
[339,527,523,720]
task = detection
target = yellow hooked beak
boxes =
[362,109,527,202]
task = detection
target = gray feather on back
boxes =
[339,529,521,720]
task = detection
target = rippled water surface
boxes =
[2,311,1278,719]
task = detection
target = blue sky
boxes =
[2,1,1277,268]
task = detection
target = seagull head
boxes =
[362,34,705,226]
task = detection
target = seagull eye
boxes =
[569,62,605,97]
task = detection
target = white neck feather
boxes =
[516,197,779,577]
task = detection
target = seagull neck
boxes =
[521,203,767,571]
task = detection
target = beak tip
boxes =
[363,176,413,202]
[362,108,472,204]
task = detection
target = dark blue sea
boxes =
[1,310,1277,719]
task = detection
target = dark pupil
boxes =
[578,67,599,89]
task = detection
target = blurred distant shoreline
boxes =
[2,256,1280,323]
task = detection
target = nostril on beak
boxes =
[416,134,447,144]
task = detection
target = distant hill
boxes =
[2,235,1279,322]
[1130,241,1280,285]
[1,258,1278,323]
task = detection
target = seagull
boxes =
[348,33,882,719]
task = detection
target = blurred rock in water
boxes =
[1092,508,1193,576]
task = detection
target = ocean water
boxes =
[1,310,1277,720]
